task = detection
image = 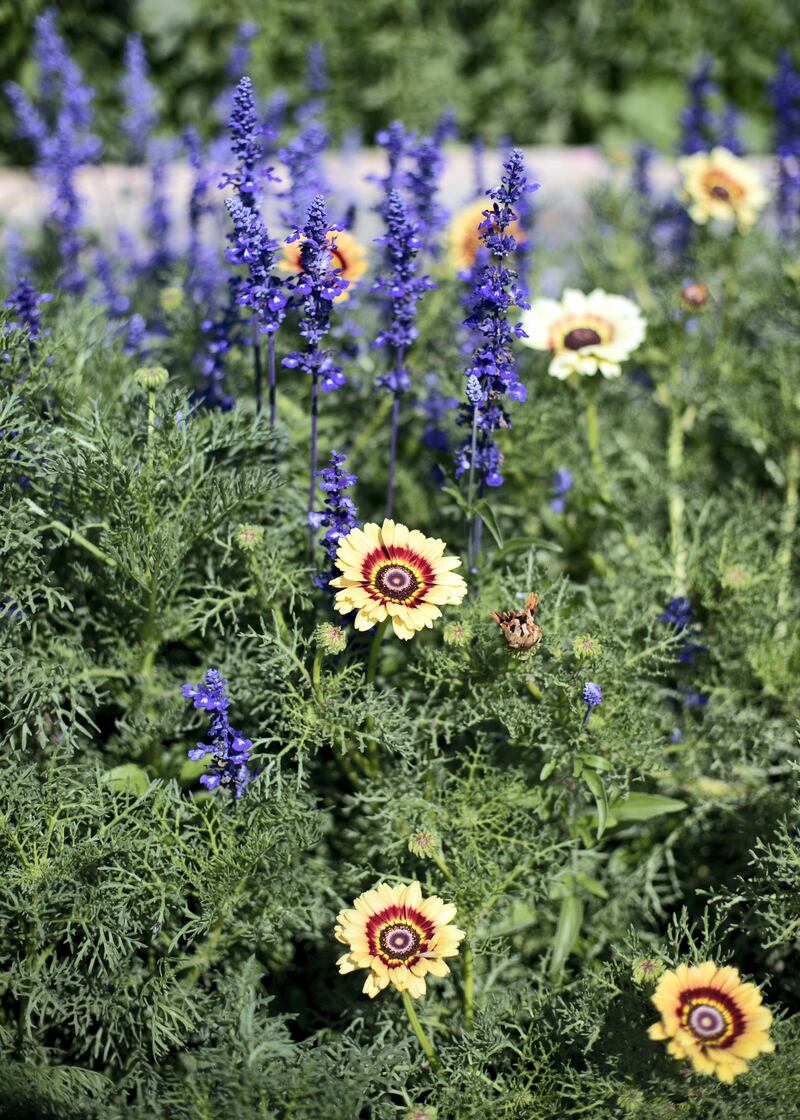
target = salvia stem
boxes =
[308,371,320,562]
[386,391,401,518]
[251,322,263,414]
[267,333,277,428]
[466,406,480,572]
[400,989,441,1073]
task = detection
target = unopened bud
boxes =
[134,366,169,391]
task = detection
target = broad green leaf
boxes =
[584,769,608,838]
[440,486,471,515]
[474,498,504,548]
[549,895,584,979]
[105,763,150,795]
[609,793,687,822]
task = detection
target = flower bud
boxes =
[134,365,169,391]
[573,633,601,662]
[314,622,347,655]
[160,286,184,312]
[235,524,264,552]
[632,956,665,986]
[443,620,471,647]
[407,829,440,860]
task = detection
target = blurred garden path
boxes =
[0,144,691,270]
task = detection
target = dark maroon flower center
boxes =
[374,563,419,601]
[379,923,421,960]
[710,184,731,200]
[563,326,602,350]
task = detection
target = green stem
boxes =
[585,386,610,503]
[401,989,441,1073]
[463,942,475,1030]
[667,393,687,598]
[146,388,157,454]
[777,441,800,635]
[365,618,389,774]
[366,617,389,689]
[311,648,323,701]
[24,499,116,567]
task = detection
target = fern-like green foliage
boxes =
[2,172,800,1120]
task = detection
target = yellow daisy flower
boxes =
[329,519,468,641]
[279,228,367,301]
[335,880,465,999]
[648,960,774,1083]
[520,288,646,380]
[447,199,527,271]
[678,147,769,233]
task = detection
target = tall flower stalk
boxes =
[309,450,361,589]
[455,150,535,571]
[282,196,348,558]
[120,34,157,164]
[5,9,100,294]
[221,76,278,413]
[372,189,435,516]
[224,197,287,426]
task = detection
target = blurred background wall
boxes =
[1,0,795,160]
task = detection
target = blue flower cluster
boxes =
[279,120,330,228]
[5,9,101,295]
[282,195,348,392]
[455,149,536,491]
[183,669,254,798]
[310,450,361,588]
[771,52,800,239]
[405,134,448,252]
[679,58,718,155]
[225,198,287,337]
[4,279,52,345]
[659,596,709,721]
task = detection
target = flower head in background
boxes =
[183,669,254,798]
[447,198,527,271]
[648,961,773,1082]
[406,134,448,253]
[550,467,574,513]
[120,34,157,164]
[278,119,329,227]
[770,51,800,239]
[330,519,467,640]
[310,450,361,588]
[280,227,367,303]
[678,148,768,232]
[4,278,52,344]
[521,288,646,380]
[680,57,718,155]
[335,881,465,998]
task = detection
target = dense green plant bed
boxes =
[3,12,800,1120]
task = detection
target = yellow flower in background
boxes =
[335,881,465,999]
[648,961,774,1082]
[520,288,646,380]
[678,147,768,232]
[279,228,367,301]
[447,199,527,271]
[329,519,467,640]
